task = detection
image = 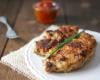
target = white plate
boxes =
[25,26,100,80]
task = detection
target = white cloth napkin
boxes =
[1,40,38,80]
[0,25,58,80]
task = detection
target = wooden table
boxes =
[0,0,100,80]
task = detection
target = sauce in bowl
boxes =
[33,1,59,24]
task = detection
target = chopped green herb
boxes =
[46,30,85,59]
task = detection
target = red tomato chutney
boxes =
[33,1,59,24]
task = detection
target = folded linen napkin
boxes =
[1,41,38,80]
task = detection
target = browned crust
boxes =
[44,33,96,72]
[35,25,79,56]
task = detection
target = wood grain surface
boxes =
[0,0,23,57]
[0,0,8,57]
[0,0,100,80]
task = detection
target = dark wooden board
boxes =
[61,0,100,32]
[0,0,8,56]
[0,0,31,80]
[0,0,23,57]
[0,63,29,80]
